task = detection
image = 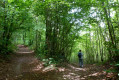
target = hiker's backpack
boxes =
[78,52,82,58]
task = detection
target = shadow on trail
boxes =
[3,45,62,80]
[0,45,107,80]
[62,64,107,80]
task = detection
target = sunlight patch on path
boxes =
[0,45,107,80]
[32,63,43,72]
[16,51,34,54]
[68,64,87,71]
[63,73,81,80]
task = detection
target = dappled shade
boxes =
[0,0,119,80]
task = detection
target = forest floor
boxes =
[0,45,114,80]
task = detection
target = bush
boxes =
[42,58,56,67]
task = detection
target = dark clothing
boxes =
[79,59,83,67]
[78,52,83,67]
[78,52,83,59]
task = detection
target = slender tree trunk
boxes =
[35,30,38,51]
[102,2,118,60]
[102,2,117,49]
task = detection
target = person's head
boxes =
[79,50,81,52]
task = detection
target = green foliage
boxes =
[105,62,119,76]
[0,0,34,57]
[0,0,119,67]
[42,58,56,67]
[105,69,117,73]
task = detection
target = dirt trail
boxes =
[0,45,62,80]
[12,45,39,78]
[0,45,108,80]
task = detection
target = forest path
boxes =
[0,45,108,80]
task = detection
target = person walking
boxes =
[78,50,83,68]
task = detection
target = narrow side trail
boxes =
[0,45,108,80]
